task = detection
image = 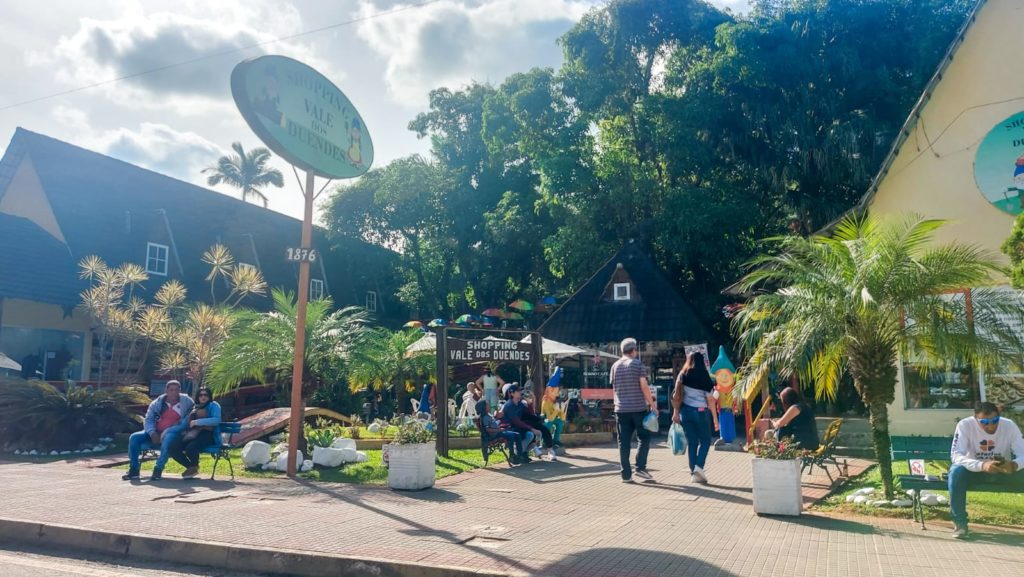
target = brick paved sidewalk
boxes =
[1,443,1021,577]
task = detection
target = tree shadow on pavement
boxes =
[533,547,740,577]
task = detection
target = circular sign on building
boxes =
[974,111,1024,215]
[231,55,373,179]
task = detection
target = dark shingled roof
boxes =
[0,213,83,306]
[0,128,399,314]
[539,241,709,345]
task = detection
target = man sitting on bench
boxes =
[949,402,1024,538]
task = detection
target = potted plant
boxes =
[385,419,435,490]
[749,436,805,516]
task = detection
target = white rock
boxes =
[300,460,314,473]
[28,450,37,455]
[262,461,277,471]
[60,451,71,455]
[48,450,57,456]
[241,441,272,469]
[13,450,20,455]
[906,489,916,497]
[892,499,913,508]
[853,495,868,504]
[845,495,857,503]
[920,494,941,506]
[80,448,92,454]
[853,487,875,496]
[99,437,113,443]
[331,438,357,450]
[340,448,358,463]
[936,496,949,505]
[354,451,368,463]
[276,450,303,471]
[871,500,889,507]
[271,443,288,455]
[312,446,347,468]
[92,445,105,452]
[367,422,381,434]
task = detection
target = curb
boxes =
[0,517,515,577]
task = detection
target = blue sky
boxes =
[0,0,749,220]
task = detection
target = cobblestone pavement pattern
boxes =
[1,443,1021,577]
[0,543,267,576]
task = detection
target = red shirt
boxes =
[155,401,183,433]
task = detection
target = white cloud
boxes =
[355,0,600,106]
[37,2,325,114]
[86,122,226,186]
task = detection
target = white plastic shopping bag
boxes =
[642,411,659,433]
[668,423,687,455]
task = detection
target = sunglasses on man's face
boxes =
[978,416,1000,425]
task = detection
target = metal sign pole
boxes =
[435,326,449,457]
[286,170,315,477]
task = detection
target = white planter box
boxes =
[386,442,435,491]
[751,458,803,516]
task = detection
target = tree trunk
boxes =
[866,395,895,499]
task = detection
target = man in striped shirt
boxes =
[611,338,657,482]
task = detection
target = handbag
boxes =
[642,411,659,433]
[668,423,687,455]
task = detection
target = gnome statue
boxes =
[710,346,739,448]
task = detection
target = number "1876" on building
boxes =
[285,248,317,262]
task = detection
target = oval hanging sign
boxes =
[974,111,1024,215]
[231,55,373,179]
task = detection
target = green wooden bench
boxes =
[891,435,1024,529]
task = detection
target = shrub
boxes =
[0,377,149,450]
[748,436,806,460]
[391,419,434,445]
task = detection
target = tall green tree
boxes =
[734,213,1023,498]
[203,142,284,208]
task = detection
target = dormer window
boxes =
[613,283,631,301]
[146,243,168,276]
[310,279,324,300]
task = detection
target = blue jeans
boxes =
[616,411,651,480]
[128,430,176,471]
[681,406,712,472]
[948,464,1024,525]
[518,430,535,455]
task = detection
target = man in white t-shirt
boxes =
[948,402,1024,538]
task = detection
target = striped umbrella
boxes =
[505,311,524,321]
[481,308,505,318]
[509,299,534,312]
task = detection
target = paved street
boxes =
[0,543,262,576]
[0,443,1021,577]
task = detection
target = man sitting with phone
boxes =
[948,402,1024,538]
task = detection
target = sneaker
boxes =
[149,468,163,481]
[622,476,634,483]
[520,454,533,464]
[533,446,543,458]
[548,449,558,461]
[952,524,969,539]
[182,466,199,479]
[121,469,140,481]
[635,469,653,481]
[692,466,708,484]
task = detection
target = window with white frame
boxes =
[366,290,378,312]
[309,279,324,300]
[146,243,169,276]
[613,283,631,301]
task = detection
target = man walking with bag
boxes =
[611,338,658,483]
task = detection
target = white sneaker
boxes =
[548,449,558,461]
[635,469,653,481]
[692,466,708,484]
[533,446,543,458]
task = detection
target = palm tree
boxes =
[347,329,435,417]
[203,142,284,208]
[734,213,1023,498]
[207,289,371,399]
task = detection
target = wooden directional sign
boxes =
[446,338,533,365]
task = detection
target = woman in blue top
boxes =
[168,386,221,479]
[671,352,718,484]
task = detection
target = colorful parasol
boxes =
[427,318,447,328]
[455,314,474,325]
[540,296,557,306]
[403,320,423,329]
[481,308,505,318]
[505,311,524,320]
[509,299,533,312]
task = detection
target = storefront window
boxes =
[0,326,84,381]
[903,363,980,409]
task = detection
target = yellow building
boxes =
[856,0,1024,434]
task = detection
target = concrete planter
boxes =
[386,443,435,491]
[356,431,614,451]
[751,457,802,516]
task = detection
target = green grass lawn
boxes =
[124,446,505,485]
[815,461,1024,526]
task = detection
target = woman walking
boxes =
[167,387,222,479]
[671,352,718,484]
